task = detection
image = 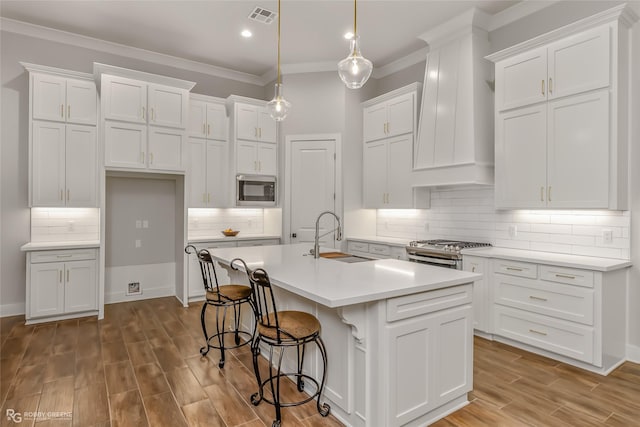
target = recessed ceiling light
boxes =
[241,29,252,38]
[344,32,354,40]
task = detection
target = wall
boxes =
[374,60,426,98]
[187,208,265,239]
[0,29,264,313]
[31,208,100,242]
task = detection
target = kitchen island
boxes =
[209,243,480,427]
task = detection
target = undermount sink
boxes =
[318,252,374,263]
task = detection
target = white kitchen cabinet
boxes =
[147,84,188,128]
[495,26,610,112]
[364,134,413,208]
[188,98,227,140]
[27,248,98,322]
[32,73,97,125]
[234,103,276,143]
[363,91,414,142]
[489,9,634,210]
[188,138,228,208]
[104,121,147,169]
[148,127,185,171]
[346,239,408,260]
[32,122,97,207]
[462,255,490,333]
[236,140,277,175]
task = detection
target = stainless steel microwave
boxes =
[236,175,277,206]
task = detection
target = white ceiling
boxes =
[1,0,524,79]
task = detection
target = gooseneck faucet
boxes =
[311,211,343,259]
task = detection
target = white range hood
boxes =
[412,8,494,187]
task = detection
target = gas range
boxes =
[406,239,492,268]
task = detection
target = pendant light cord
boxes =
[352,0,358,55]
[277,0,281,85]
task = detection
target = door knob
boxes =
[291,233,297,238]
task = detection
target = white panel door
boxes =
[187,138,207,207]
[64,260,97,313]
[148,128,184,171]
[495,46,547,111]
[102,75,147,124]
[495,104,547,209]
[463,256,488,332]
[32,74,66,122]
[188,100,207,138]
[547,25,610,101]
[206,103,227,140]
[65,124,97,207]
[363,103,387,142]
[32,121,65,206]
[30,262,64,317]
[236,141,258,174]
[387,93,414,138]
[65,79,97,125]
[148,84,187,129]
[206,140,228,207]
[289,138,336,244]
[236,105,258,141]
[363,140,387,208]
[386,135,413,208]
[104,121,147,169]
[435,306,473,404]
[547,90,609,208]
[257,108,277,143]
[257,142,277,175]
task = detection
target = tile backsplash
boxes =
[31,208,100,242]
[377,187,630,260]
[188,208,264,238]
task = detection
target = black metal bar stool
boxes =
[185,245,255,368]
[231,258,330,427]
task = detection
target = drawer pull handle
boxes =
[506,267,523,271]
[57,255,73,258]
[529,295,548,302]
[529,329,547,336]
[59,270,63,283]
[555,274,576,280]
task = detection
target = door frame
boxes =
[283,133,343,245]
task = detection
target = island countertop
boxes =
[208,243,481,308]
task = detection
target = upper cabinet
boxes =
[234,103,276,143]
[413,9,494,187]
[488,5,637,210]
[32,73,97,125]
[363,92,414,142]
[96,64,195,173]
[188,96,227,140]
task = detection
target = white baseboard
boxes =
[627,344,640,363]
[105,263,176,304]
[0,302,25,318]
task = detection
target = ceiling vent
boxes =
[248,7,277,24]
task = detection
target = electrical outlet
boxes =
[135,220,142,229]
[508,225,518,238]
[67,220,75,231]
[603,229,613,244]
[142,220,149,229]
[135,239,141,248]
[127,282,141,295]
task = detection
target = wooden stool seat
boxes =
[258,311,320,341]
[207,284,252,302]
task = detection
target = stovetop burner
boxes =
[407,240,492,260]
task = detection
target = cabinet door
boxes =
[64,260,97,313]
[363,140,387,208]
[257,108,276,143]
[104,121,147,169]
[30,262,64,318]
[495,104,547,209]
[236,104,258,141]
[148,84,187,129]
[206,103,227,140]
[547,90,609,208]
[495,47,547,111]
[387,93,414,137]
[32,74,66,122]
[386,135,413,208]
[32,121,65,206]
[187,138,207,207]
[102,75,147,124]
[188,100,207,138]
[256,142,277,175]
[547,26,610,101]
[237,140,258,174]
[148,128,184,171]
[66,79,97,125]
[65,125,97,207]
[463,256,488,332]
[206,140,228,207]
[363,103,387,142]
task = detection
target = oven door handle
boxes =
[407,254,459,266]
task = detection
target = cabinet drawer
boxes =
[494,275,594,325]
[369,243,391,257]
[31,249,97,263]
[387,284,472,322]
[494,259,537,279]
[390,246,407,260]
[540,265,594,288]
[494,305,594,364]
[347,241,369,253]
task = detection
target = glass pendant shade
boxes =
[267,83,291,121]
[338,37,373,89]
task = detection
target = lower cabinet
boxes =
[27,248,98,322]
[346,239,408,260]
[462,255,490,333]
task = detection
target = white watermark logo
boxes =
[6,409,22,423]
[5,409,72,423]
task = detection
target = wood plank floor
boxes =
[1,296,639,427]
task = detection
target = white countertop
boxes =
[209,243,480,308]
[188,234,281,244]
[461,247,631,271]
[346,235,409,246]
[21,241,100,251]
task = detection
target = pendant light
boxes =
[267,0,291,121]
[337,0,373,89]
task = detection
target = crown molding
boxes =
[93,63,196,91]
[372,48,428,79]
[487,0,561,31]
[21,61,93,80]
[1,17,264,86]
